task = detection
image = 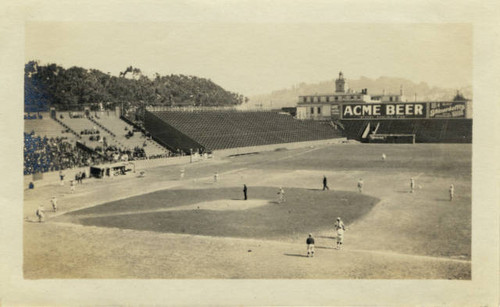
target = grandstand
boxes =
[145,110,343,152]
[90,112,169,157]
[24,112,77,141]
[340,119,472,143]
[23,110,174,176]
[55,111,169,157]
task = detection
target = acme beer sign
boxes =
[341,103,427,119]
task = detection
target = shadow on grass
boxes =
[435,198,451,202]
[396,190,410,194]
[307,188,323,191]
[315,246,336,250]
[317,236,335,240]
[284,253,309,258]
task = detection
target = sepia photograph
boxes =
[1,0,499,306]
[22,21,473,280]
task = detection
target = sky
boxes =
[25,22,472,96]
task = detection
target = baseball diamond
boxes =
[24,143,471,279]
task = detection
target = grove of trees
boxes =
[24,61,248,112]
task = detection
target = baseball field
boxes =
[23,143,471,279]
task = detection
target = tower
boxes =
[335,71,348,93]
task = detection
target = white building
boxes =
[296,72,406,120]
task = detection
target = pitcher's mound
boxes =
[169,199,270,212]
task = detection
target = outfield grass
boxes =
[232,144,471,178]
[65,187,378,240]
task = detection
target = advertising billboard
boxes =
[341,103,427,119]
[428,102,466,118]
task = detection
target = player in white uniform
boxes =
[36,205,45,223]
[335,217,346,249]
[336,227,345,249]
[410,177,415,193]
[357,178,364,193]
[449,184,454,201]
[381,153,386,161]
[180,168,185,179]
[277,187,285,203]
[51,196,57,212]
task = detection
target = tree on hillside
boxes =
[24,62,248,111]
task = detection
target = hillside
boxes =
[248,76,472,109]
[24,61,248,112]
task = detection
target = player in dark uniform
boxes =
[323,176,329,190]
[306,234,315,257]
[243,184,248,200]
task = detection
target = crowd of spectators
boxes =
[81,128,100,135]
[23,131,164,175]
[24,110,185,175]
[68,112,84,119]
[93,145,147,162]
[24,113,43,120]
[147,153,176,159]
[24,132,97,175]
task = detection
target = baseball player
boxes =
[51,196,58,212]
[334,217,345,231]
[214,172,218,183]
[70,180,75,193]
[336,226,345,249]
[357,178,364,193]
[410,177,415,193]
[335,217,346,249]
[59,170,65,186]
[36,205,45,223]
[322,176,329,191]
[306,233,315,257]
[180,168,185,179]
[381,153,386,161]
[243,184,248,200]
[277,187,285,203]
[449,184,454,201]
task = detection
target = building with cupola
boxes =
[296,72,406,120]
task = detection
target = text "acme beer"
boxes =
[343,103,425,118]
